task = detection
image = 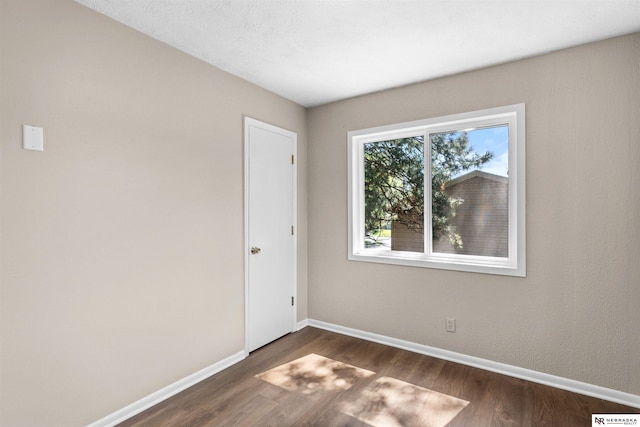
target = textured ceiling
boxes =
[76,0,640,107]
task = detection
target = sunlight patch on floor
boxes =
[256,353,375,395]
[341,376,469,427]
[256,353,469,426]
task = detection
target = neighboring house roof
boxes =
[446,170,508,187]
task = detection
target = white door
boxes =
[245,117,296,352]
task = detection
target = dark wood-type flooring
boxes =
[119,327,638,426]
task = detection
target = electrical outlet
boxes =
[446,317,456,333]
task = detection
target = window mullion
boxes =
[423,132,431,257]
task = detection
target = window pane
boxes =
[431,126,509,258]
[363,137,424,253]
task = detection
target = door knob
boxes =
[250,246,261,254]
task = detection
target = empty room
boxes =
[1,1,639,426]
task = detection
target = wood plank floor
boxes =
[119,327,638,426]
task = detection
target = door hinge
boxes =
[291,296,295,306]
[291,225,294,235]
[291,154,294,164]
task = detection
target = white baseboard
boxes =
[87,350,247,427]
[296,318,309,331]
[307,319,640,409]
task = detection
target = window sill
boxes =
[349,250,525,277]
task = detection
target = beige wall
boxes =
[0,1,307,426]
[308,33,640,396]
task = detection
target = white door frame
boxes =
[244,116,297,353]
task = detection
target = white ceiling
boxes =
[76,0,640,107]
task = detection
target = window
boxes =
[348,104,525,276]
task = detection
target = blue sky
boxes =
[465,125,509,177]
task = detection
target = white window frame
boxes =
[348,104,526,277]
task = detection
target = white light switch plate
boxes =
[23,124,44,151]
